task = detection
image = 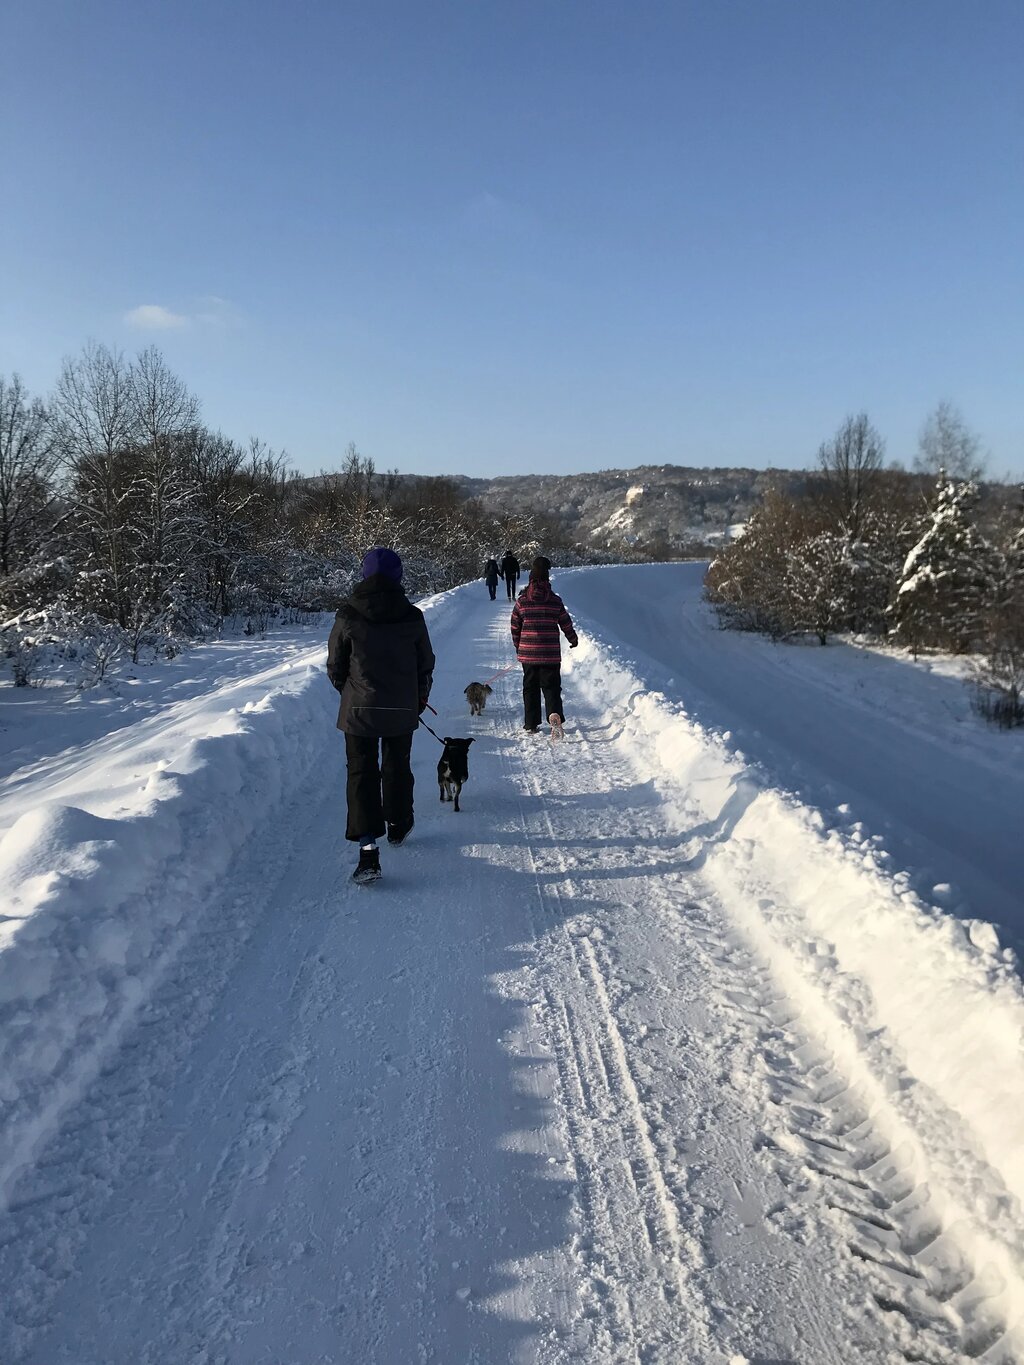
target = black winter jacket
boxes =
[327,575,435,736]
[499,553,520,583]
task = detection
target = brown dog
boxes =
[464,682,493,716]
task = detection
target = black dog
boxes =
[437,737,474,812]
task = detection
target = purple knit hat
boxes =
[361,547,403,582]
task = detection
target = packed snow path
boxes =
[0,566,1022,1363]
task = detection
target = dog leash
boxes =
[480,662,519,685]
[418,716,447,745]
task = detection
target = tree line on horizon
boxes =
[0,343,605,687]
[704,410,1024,726]
[3,344,1021,724]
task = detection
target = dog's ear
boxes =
[443,736,454,744]
[484,684,492,693]
[467,737,475,745]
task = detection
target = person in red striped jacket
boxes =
[510,556,579,733]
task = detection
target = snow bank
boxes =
[0,592,462,1210]
[564,626,1024,1324]
[0,647,332,1208]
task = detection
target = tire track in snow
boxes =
[692,924,1019,1363]
[492,653,717,1362]
[499,721,645,1362]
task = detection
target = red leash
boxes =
[480,662,519,685]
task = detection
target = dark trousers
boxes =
[505,577,517,600]
[522,664,564,730]
[345,732,414,842]
[487,582,497,599]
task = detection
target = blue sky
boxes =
[3,0,1022,477]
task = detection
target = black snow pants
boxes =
[345,732,414,842]
[505,576,517,600]
[522,664,564,730]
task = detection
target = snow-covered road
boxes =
[0,566,1021,1363]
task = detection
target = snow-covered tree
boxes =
[783,530,853,644]
[975,489,1024,725]
[892,477,995,654]
[52,343,142,626]
[126,348,202,621]
[0,374,60,577]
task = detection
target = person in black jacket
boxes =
[483,557,500,600]
[499,549,520,600]
[327,547,435,883]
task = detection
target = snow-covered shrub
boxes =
[705,490,821,638]
[973,652,1024,728]
[79,629,122,686]
[9,636,39,687]
[0,556,78,616]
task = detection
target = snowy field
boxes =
[0,563,1021,1363]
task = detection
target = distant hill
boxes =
[448,465,811,551]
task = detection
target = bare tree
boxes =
[0,374,59,575]
[130,345,199,446]
[51,343,141,625]
[914,401,986,483]
[816,413,885,538]
[127,349,201,613]
[52,341,137,466]
[186,427,250,615]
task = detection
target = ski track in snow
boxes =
[0,569,1021,1363]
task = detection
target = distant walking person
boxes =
[510,556,578,734]
[327,547,435,884]
[499,548,520,600]
[483,557,500,600]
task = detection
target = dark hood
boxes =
[348,574,417,623]
[523,579,554,603]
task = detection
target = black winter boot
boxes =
[352,845,382,884]
[387,818,413,846]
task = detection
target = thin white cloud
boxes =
[192,296,240,327]
[124,304,189,331]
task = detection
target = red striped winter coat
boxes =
[510,580,578,665]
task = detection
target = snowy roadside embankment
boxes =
[564,621,1024,1333]
[0,645,332,1210]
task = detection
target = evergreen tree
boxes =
[975,488,1024,724]
[892,477,995,654]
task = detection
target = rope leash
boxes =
[418,716,447,745]
[480,662,519,685]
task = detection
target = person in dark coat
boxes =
[327,547,435,882]
[483,557,500,600]
[510,556,578,733]
[499,549,520,601]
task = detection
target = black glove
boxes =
[569,640,578,648]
